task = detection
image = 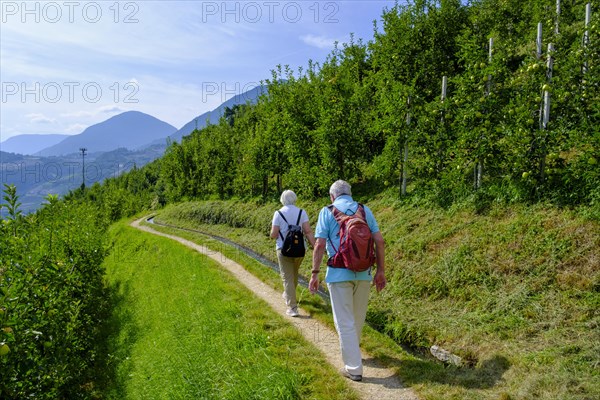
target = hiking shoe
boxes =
[340,368,362,382]
[286,307,299,317]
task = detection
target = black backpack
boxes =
[277,210,306,257]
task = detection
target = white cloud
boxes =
[1,1,390,140]
[65,124,88,134]
[59,111,95,118]
[99,106,124,114]
[300,34,339,50]
[26,113,55,124]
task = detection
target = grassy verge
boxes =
[99,220,358,399]
[155,196,599,400]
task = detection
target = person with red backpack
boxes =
[309,180,386,382]
[271,190,316,317]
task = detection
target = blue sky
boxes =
[0,0,397,142]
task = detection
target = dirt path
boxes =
[131,217,419,400]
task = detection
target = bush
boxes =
[0,189,108,399]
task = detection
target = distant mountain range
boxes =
[0,85,266,214]
[0,134,70,155]
[0,145,166,214]
[167,85,267,143]
[1,85,266,157]
[34,111,177,157]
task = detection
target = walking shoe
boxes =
[286,307,299,317]
[340,368,362,382]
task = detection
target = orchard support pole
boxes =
[441,76,448,101]
[543,44,554,130]
[556,0,561,35]
[540,43,554,182]
[486,37,493,94]
[583,3,591,74]
[475,39,493,190]
[439,76,448,176]
[401,96,411,196]
[537,22,543,59]
[536,22,545,131]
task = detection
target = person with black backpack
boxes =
[309,180,386,382]
[270,190,315,317]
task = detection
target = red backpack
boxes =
[327,204,376,272]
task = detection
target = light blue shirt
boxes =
[314,195,379,283]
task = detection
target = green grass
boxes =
[154,196,600,400]
[98,220,358,400]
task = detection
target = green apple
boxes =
[0,343,10,356]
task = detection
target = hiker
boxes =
[309,180,386,382]
[270,190,315,317]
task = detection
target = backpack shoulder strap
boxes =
[327,204,342,220]
[277,210,289,225]
[276,210,288,241]
[356,203,367,220]
[295,209,303,225]
[326,205,336,250]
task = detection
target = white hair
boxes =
[329,180,351,199]
[280,190,297,206]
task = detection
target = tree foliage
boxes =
[88,0,599,211]
[2,2,598,396]
[1,189,108,398]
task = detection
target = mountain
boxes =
[167,85,267,143]
[0,145,166,216]
[1,86,269,215]
[0,134,70,155]
[36,111,177,157]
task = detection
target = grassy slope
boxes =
[99,220,358,400]
[155,194,599,400]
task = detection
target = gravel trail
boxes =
[132,217,419,400]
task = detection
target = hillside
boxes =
[36,111,176,156]
[154,196,600,400]
[2,1,598,398]
[0,146,166,215]
[157,84,267,144]
[0,134,69,155]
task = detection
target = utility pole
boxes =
[79,147,87,188]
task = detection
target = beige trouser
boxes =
[327,280,371,376]
[277,250,303,309]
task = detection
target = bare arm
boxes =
[309,238,327,294]
[372,231,386,292]
[270,224,280,239]
[302,221,316,248]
